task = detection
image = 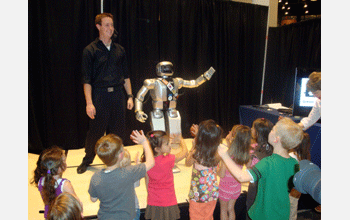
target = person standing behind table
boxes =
[77,13,134,174]
[298,72,321,130]
[298,71,321,213]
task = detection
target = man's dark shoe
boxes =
[77,163,89,174]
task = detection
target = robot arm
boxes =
[179,67,215,89]
[135,79,155,123]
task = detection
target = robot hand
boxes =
[203,67,215,81]
[136,111,148,123]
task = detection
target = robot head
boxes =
[156,61,173,77]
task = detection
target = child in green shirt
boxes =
[218,118,303,220]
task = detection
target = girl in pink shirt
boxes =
[141,130,188,220]
[218,125,258,220]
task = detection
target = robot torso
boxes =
[151,78,179,110]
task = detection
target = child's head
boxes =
[269,118,303,150]
[140,130,170,162]
[252,118,274,146]
[48,192,83,220]
[40,146,67,177]
[32,146,64,187]
[291,132,311,161]
[193,119,223,167]
[227,125,252,165]
[148,130,170,155]
[95,134,124,167]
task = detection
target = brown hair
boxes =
[291,132,311,161]
[39,146,66,211]
[95,13,114,25]
[141,130,169,162]
[95,134,124,167]
[275,118,303,150]
[48,193,82,220]
[227,125,252,165]
[306,71,321,92]
[252,118,274,147]
[193,119,223,167]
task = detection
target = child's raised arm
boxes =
[218,144,252,182]
[185,140,196,167]
[130,130,155,171]
[173,134,189,163]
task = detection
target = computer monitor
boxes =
[292,68,320,117]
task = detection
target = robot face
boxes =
[156,61,173,77]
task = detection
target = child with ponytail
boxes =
[32,146,82,219]
[141,130,188,220]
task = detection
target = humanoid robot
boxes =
[134,61,215,144]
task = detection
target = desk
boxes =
[239,105,321,168]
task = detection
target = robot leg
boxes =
[167,109,182,145]
[150,109,166,132]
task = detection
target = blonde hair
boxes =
[275,118,303,150]
[95,134,124,167]
[48,192,82,220]
[119,149,131,168]
[306,71,321,92]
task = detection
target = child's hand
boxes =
[217,144,228,157]
[170,133,182,144]
[190,124,199,137]
[225,131,232,145]
[130,130,146,145]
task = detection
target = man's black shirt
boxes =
[81,38,130,88]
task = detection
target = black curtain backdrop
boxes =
[263,18,321,107]
[29,0,268,152]
[29,0,101,151]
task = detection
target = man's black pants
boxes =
[82,87,126,165]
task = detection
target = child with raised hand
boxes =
[31,146,83,219]
[48,192,83,220]
[186,119,223,220]
[141,131,188,220]
[218,117,303,220]
[288,132,311,220]
[218,125,255,220]
[89,132,154,220]
[251,118,274,160]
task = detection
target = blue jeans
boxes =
[133,208,140,220]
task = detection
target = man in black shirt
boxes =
[77,13,134,174]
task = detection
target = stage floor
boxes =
[28,138,249,219]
